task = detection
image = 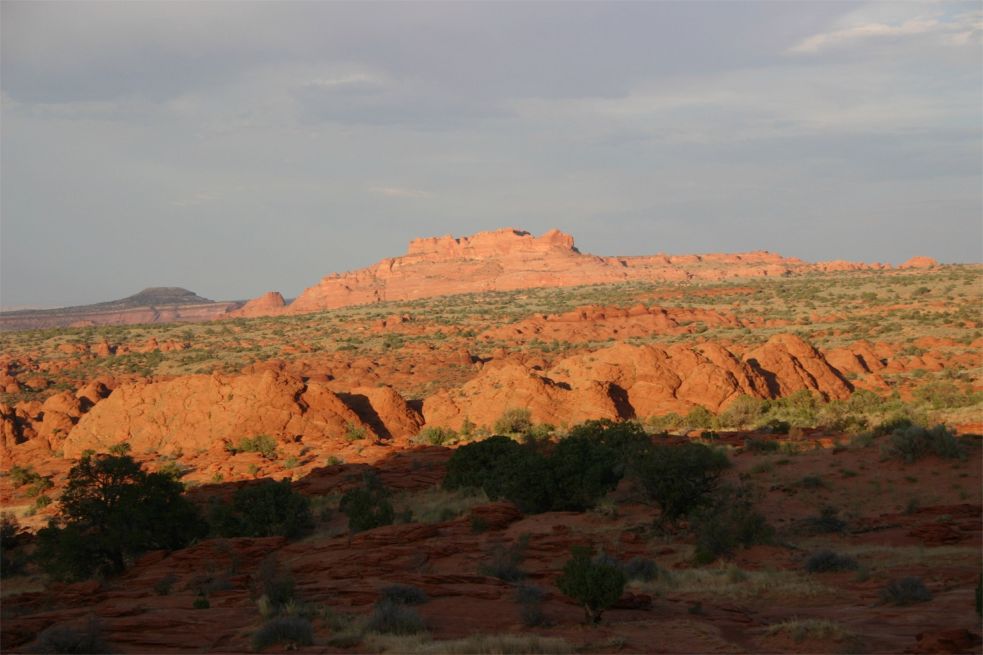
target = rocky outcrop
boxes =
[284,228,887,315]
[422,361,625,430]
[900,256,939,269]
[423,334,854,426]
[61,371,422,458]
[227,291,286,318]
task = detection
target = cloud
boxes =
[369,186,433,199]
[788,8,982,54]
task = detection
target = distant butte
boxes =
[266,227,896,316]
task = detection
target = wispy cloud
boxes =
[788,9,981,54]
[368,186,432,199]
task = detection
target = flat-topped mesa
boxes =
[282,227,889,315]
[405,228,578,259]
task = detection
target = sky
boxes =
[2,1,981,307]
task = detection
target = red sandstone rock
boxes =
[900,256,939,269]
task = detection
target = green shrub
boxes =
[35,454,207,581]
[344,422,369,442]
[479,534,529,582]
[233,435,279,460]
[365,599,426,635]
[340,475,394,534]
[494,408,533,435]
[744,438,779,453]
[880,577,932,605]
[691,486,773,564]
[546,435,620,511]
[622,556,658,582]
[718,396,767,429]
[1,513,26,578]
[414,426,457,446]
[633,442,730,523]
[193,593,210,609]
[684,406,715,430]
[556,545,626,624]
[516,585,548,627]
[212,479,314,540]
[255,555,295,608]
[887,424,964,463]
[8,465,41,488]
[796,506,847,535]
[443,436,524,499]
[252,616,314,651]
[805,550,859,573]
[379,584,428,606]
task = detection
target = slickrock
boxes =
[61,370,420,458]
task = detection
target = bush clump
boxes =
[379,584,428,606]
[805,550,859,573]
[633,442,730,524]
[211,479,314,540]
[365,599,426,635]
[35,453,207,581]
[479,534,530,582]
[340,474,394,534]
[556,545,626,624]
[691,486,773,564]
[880,577,932,605]
[887,424,964,463]
[413,426,458,446]
[494,407,533,435]
[252,616,314,652]
[231,435,279,460]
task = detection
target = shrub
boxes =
[255,555,295,608]
[805,550,859,573]
[796,506,847,535]
[718,396,767,429]
[622,556,658,582]
[35,454,207,581]
[340,476,394,534]
[633,442,730,523]
[479,534,529,582]
[1,513,26,578]
[379,584,428,606]
[684,406,714,430]
[443,436,524,499]
[33,618,108,654]
[744,438,779,453]
[516,585,548,627]
[344,422,368,442]
[213,479,314,540]
[8,464,42,487]
[366,599,426,635]
[154,573,178,596]
[758,419,791,435]
[546,435,620,511]
[692,486,773,564]
[233,435,279,460]
[880,577,932,605]
[556,545,626,624]
[193,593,210,609]
[252,616,314,651]
[494,408,533,435]
[414,426,457,446]
[887,424,964,463]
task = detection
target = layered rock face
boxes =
[61,371,421,458]
[282,228,888,315]
[424,334,852,429]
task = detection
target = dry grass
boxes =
[364,633,572,654]
[392,486,490,524]
[764,618,851,642]
[835,545,977,571]
[633,564,834,602]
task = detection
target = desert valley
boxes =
[1,228,980,654]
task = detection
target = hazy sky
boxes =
[2,1,981,307]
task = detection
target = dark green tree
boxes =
[633,442,730,524]
[556,546,626,624]
[212,479,314,539]
[35,453,206,581]
[339,475,394,534]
